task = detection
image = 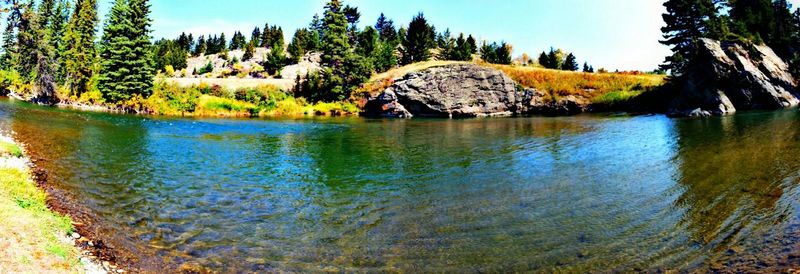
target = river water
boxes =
[2,98,800,272]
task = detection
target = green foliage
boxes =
[229,31,247,50]
[265,42,288,75]
[356,26,379,57]
[152,39,188,72]
[563,53,578,71]
[97,0,155,102]
[480,42,512,64]
[243,41,255,61]
[193,35,206,56]
[659,0,717,75]
[63,0,98,97]
[288,28,318,62]
[400,12,435,65]
[374,13,397,43]
[198,61,214,75]
[373,40,398,72]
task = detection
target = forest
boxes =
[0,0,597,114]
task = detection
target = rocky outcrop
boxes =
[668,38,799,117]
[362,64,585,118]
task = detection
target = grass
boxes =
[490,64,666,103]
[0,138,81,273]
[360,61,666,107]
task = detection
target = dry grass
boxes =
[358,61,471,96]
[0,139,81,273]
[490,65,666,102]
[358,61,665,107]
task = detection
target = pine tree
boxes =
[583,62,590,72]
[494,42,512,65]
[193,35,206,56]
[50,0,70,84]
[97,0,154,101]
[356,26,378,57]
[400,12,434,65]
[538,51,548,68]
[1,0,25,69]
[288,28,308,62]
[128,0,155,97]
[481,42,497,63]
[660,0,717,75]
[466,35,477,54]
[243,40,254,61]
[563,53,578,71]
[375,13,397,42]
[250,27,261,46]
[320,0,351,101]
[63,0,97,96]
[16,2,38,80]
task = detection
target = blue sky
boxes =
[100,0,799,71]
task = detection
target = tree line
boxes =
[661,0,800,76]
[1,0,154,104]
[2,0,596,107]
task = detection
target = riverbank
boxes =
[0,134,112,273]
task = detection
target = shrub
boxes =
[165,65,175,77]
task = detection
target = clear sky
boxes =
[99,0,800,71]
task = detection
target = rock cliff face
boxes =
[669,38,799,117]
[362,64,585,118]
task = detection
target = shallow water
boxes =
[2,98,800,272]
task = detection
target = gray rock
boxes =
[363,64,584,118]
[669,38,798,117]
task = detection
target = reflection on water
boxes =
[2,99,800,272]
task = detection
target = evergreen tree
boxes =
[310,13,324,39]
[264,41,287,75]
[546,48,564,69]
[97,0,154,101]
[356,26,379,57]
[400,12,434,65]
[320,0,350,100]
[16,1,38,80]
[563,53,578,71]
[466,35,477,55]
[243,40,255,61]
[480,42,497,63]
[1,0,25,69]
[128,0,155,97]
[49,0,70,84]
[494,42,512,64]
[583,62,591,72]
[454,33,471,61]
[660,0,717,75]
[375,13,397,42]
[288,28,310,62]
[250,26,261,46]
[63,0,97,96]
[193,34,206,56]
[152,39,187,72]
[538,51,548,68]
[373,40,397,72]
[218,32,227,51]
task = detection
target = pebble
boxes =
[71,232,81,239]
[88,241,94,247]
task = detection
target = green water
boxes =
[2,98,800,272]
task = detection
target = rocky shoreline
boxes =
[17,136,176,273]
[0,133,119,273]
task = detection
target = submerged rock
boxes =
[363,64,585,118]
[668,38,799,117]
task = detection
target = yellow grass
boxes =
[359,61,471,96]
[360,61,666,106]
[0,139,81,273]
[491,65,666,103]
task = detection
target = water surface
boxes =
[2,98,800,272]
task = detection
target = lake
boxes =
[2,98,800,272]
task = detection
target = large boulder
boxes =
[364,64,527,118]
[669,38,799,117]
[363,64,588,118]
